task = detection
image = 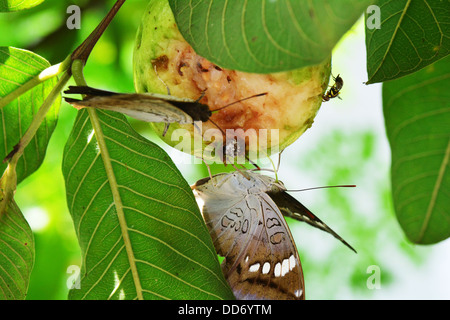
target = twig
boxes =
[71,0,126,66]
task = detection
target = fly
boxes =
[322,74,343,102]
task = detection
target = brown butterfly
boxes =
[192,170,355,300]
[64,86,266,137]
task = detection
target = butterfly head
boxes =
[197,103,213,122]
[247,171,287,194]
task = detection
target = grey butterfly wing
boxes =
[194,183,256,268]
[268,190,356,253]
[200,195,254,260]
[64,86,193,124]
[196,187,305,300]
[227,193,305,300]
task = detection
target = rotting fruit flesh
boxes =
[133,0,331,163]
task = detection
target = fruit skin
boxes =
[133,0,331,162]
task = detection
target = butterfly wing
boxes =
[225,193,305,300]
[64,86,193,124]
[194,179,305,300]
[193,180,257,267]
[267,190,356,253]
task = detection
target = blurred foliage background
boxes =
[1,0,448,299]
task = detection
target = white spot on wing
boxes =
[289,255,296,271]
[274,262,281,277]
[262,262,270,274]
[315,221,326,229]
[281,259,289,276]
[249,263,260,272]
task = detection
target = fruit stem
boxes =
[71,0,126,65]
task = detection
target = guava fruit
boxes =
[133,0,331,163]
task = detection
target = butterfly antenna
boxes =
[286,185,356,192]
[212,92,267,113]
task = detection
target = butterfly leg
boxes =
[201,157,213,181]
[192,121,203,135]
[247,158,260,170]
[162,123,170,137]
[231,164,251,180]
[276,149,285,173]
[195,90,207,103]
[153,65,171,96]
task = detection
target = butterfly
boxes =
[192,170,355,300]
[64,86,266,136]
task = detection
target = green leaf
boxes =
[0,198,34,300]
[0,47,60,184]
[169,0,376,73]
[366,0,450,84]
[383,55,450,244]
[62,109,233,300]
[0,0,44,12]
